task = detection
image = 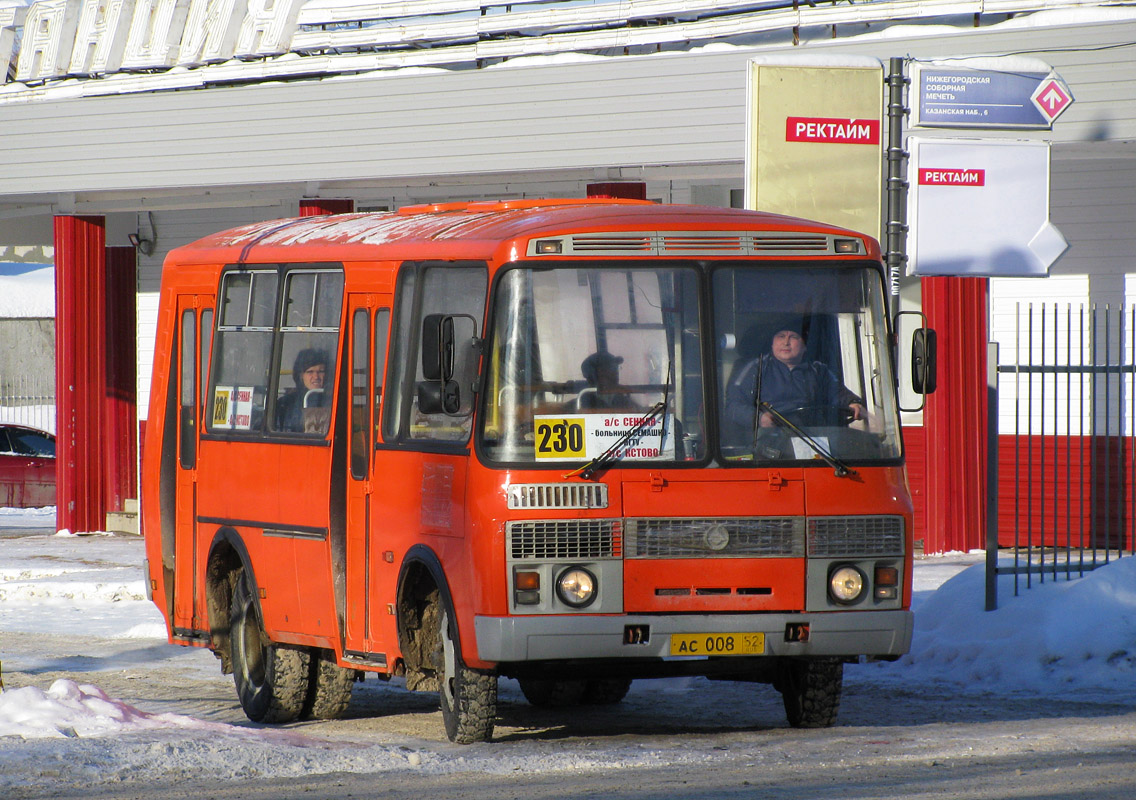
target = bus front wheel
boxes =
[775,657,842,729]
[437,606,497,744]
[230,570,310,723]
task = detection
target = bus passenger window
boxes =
[272,270,344,435]
[209,271,277,433]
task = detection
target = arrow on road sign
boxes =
[1030,75,1074,124]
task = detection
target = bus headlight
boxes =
[556,567,597,608]
[828,565,866,605]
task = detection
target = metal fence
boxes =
[0,376,55,434]
[986,303,1136,610]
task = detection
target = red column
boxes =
[54,216,108,534]
[104,246,137,513]
[921,276,990,553]
[299,198,354,216]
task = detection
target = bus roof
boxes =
[165,198,879,266]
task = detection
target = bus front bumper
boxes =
[474,609,913,663]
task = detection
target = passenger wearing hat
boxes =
[275,347,331,432]
[579,350,638,411]
[724,317,864,434]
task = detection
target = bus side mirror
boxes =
[912,328,937,395]
[421,314,455,382]
[418,313,480,415]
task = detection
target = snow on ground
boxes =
[2,507,1135,790]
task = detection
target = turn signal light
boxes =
[514,569,541,605]
[874,564,899,600]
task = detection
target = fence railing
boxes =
[986,303,1135,610]
[0,376,55,434]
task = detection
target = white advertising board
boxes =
[908,137,1068,277]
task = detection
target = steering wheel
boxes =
[768,404,854,427]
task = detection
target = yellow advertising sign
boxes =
[745,60,884,241]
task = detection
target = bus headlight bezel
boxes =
[555,566,598,609]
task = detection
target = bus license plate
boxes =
[669,632,765,657]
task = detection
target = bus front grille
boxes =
[507,520,622,560]
[807,515,905,557]
[624,517,805,558]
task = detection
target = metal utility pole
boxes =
[885,57,909,311]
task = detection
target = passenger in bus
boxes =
[276,348,331,432]
[725,318,864,432]
[578,350,640,411]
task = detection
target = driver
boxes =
[725,318,864,432]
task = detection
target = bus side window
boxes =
[209,271,277,433]
[374,309,390,440]
[384,264,486,444]
[271,269,345,436]
[179,309,197,468]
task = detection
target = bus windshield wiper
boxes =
[758,402,857,478]
[567,359,674,481]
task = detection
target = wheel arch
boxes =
[395,544,462,688]
[204,526,258,674]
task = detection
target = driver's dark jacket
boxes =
[725,353,861,430]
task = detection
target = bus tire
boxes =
[518,678,587,708]
[776,657,842,729]
[303,649,355,720]
[583,678,633,705]
[230,570,310,723]
[437,606,496,744]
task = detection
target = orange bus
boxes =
[141,198,932,743]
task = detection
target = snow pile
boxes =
[0,263,53,318]
[884,556,1136,693]
[0,680,209,739]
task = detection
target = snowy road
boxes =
[3,516,1136,799]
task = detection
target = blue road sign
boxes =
[914,67,1054,129]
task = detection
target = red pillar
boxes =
[921,276,990,553]
[104,246,137,513]
[299,198,354,216]
[54,216,108,533]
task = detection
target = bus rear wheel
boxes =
[775,657,842,729]
[437,606,496,744]
[302,649,355,720]
[519,678,632,707]
[230,570,310,723]
[518,678,587,707]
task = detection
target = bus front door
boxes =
[172,298,212,636]
[344,300,390,662]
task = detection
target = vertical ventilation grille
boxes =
[507,520,622,560]
[807,516,905,557]
[507,483,609,510]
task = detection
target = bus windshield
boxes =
[479,262,901,467]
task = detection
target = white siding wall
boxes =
[135,203,294,417]
[990,156,1136,436]
[0,18,1133,199]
